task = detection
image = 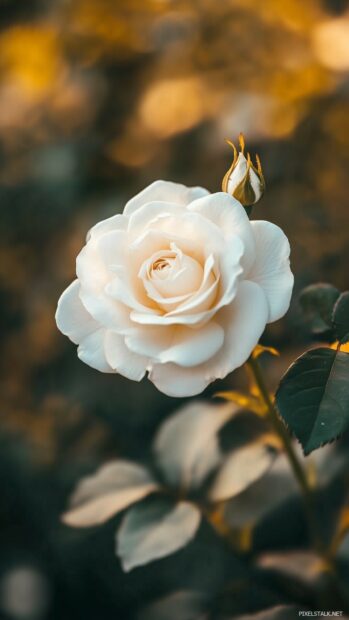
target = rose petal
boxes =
[77,241,133,331]
[141,276,192,313]
[79,287,131,333]
[212,237,244,311]
[125,321,224,367]
[165,253,218,317]
[248,221,294,322]
[76,242,108,295]
[87,213,127,242]
[104,331,149,380]
[130,228,204,266]
[143,210,224,257]
[188,192,256,272]
[106,275,160,314]
[149,361,211,397]
[142,250,203,299]
[128,201,185,235]
[78,328,113,373]
[95,229,127,269]
[55,279,98,344]
[141,253,217,315]
[124,180,209,217]
[131,236,243,326]
[149,281,268,396]
[95,229,159,314]
[209,280,269,378]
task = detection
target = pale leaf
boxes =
[62,460,159,527]
[209,439,277,502]
[154,401,237,490]
[116,498,201,571]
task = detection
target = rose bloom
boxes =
[56,181,293,397]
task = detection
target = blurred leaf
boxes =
[62,460,159,527]
[206,503,254,553]
[256,549,327,586]
[332,291,349,344]
[116,497,201,572]
[153,401,237,490]
[232,606,300,620]
[306,442,348,488]
[208,438,277,502]
[299,283,340,335]
[329,505,349,556]
[276,348,349,455]
[138,590,208,620]
[226,442,347,529]
[224,451,298,528]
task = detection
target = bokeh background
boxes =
[1,0,349,618]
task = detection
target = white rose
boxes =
[56,180,293,397]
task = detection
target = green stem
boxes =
[246,355,327,558]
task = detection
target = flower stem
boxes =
[246,354,327,558]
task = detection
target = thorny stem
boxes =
[246,354,332,563]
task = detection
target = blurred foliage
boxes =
[1,0,349,617]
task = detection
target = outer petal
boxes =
[149,281,268,397]
[125,321,224,367]
[77,328,113,373]
[95,229,127,268]
[248,221,294,322]
[55,279,99,344]
[124,180,209,216]
[79,287,132,333]
[149,362,212,397]
[210,280,269,379]
[104,331,149,380]
[87,213,127,242]
[128,202,185,236]
[188,192,256,272]
[77,241,132,332]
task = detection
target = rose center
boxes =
[143,243,204,299]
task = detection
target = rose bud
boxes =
[222,134,265,208]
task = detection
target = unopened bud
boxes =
[222,134,265,207]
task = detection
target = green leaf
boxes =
[332,291,349,344]
[275,347,349,455]
[299,283,340,335]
